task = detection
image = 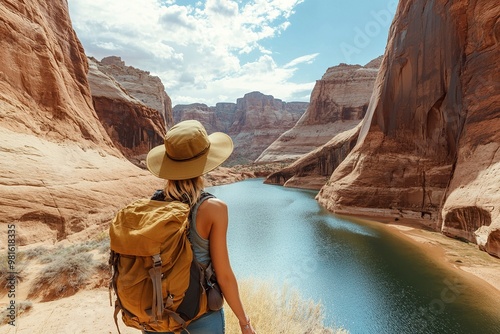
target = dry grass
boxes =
[28,252,95,301]
[0,254,26,295]
[21,238,109,301]
[0,301,32,325]
[225,279,348,334]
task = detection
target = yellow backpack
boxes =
[109,198,208,333]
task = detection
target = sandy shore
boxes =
[386,222,500,291]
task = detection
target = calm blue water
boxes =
[207,179,500,334]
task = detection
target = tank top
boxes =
[150,189,214,267]
[189,192,214,267]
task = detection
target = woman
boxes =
[144,119,256,334]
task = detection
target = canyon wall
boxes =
[88,58,166,166]
[229,92,308,164]
[96,56,173,127]
[258,57,381,163]
[173,103,221,133]
[265,126,360,190]
[0,0,162,245]
[174,92,308,165]
[317,0,500,257]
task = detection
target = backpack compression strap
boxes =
[149,254,164,321]
[148,256,189,330]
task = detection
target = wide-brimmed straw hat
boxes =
[146,120,233,180]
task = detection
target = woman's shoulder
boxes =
[201,197,227,210]
[198,197,229,234]
[198,196,228,223]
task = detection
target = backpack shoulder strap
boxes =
[150,190,215,204]
[189,191,216,222]
[199,191,216,201]
[151,189,166,201]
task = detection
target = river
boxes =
[206,179,500,334]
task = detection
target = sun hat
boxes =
[146,120,233,180]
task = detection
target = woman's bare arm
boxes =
[201,199,256,333]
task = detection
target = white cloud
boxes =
[95,42,122,51]
[67,0,312,106]
[205,0,239,16]
[159,5,198,32]
[169,55,315,104]
[283,53,320,68]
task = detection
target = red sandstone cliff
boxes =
[258,58,380,163]
[229,92,307,164]
[0,1,110,145]
[97,56,173,127]
[317,0,500,257]
[173,103,220,133]
[261,57,380,189]
[0,0,162,244]
[88,57,166,166]
[265,126,360,190]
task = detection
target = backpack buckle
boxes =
[152,254,162,267]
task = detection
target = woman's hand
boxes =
[239,317,256,334]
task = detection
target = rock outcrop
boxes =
[317,0,500,257]
[265,126,360,190]
[257,57,381,163]
[97,56,173,126]
[173,103,221,133]
[0,0,163,245]
[173,92,308,165]
[229,92,307,164]
[87,58,166,164]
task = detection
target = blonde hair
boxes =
[164,176,204,207]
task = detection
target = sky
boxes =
[67,0,398,106]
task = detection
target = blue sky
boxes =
[68,0,398,106]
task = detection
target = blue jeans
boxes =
[144,309,225,334]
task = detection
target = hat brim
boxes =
[146,132,233,180]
